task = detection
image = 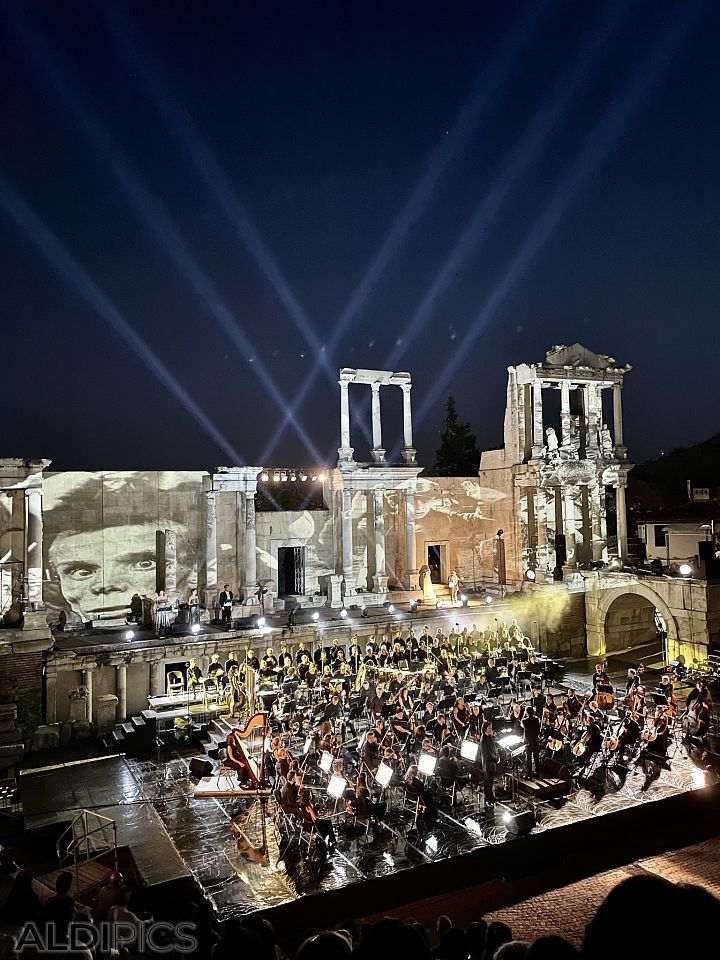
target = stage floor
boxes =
[119,736,710,920]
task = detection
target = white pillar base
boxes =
[406,569,419,590]
[402,447,417,465]
[372,574,389,593]
[370,447,386,463]
[342,574,357,598]
[338,446,355,463]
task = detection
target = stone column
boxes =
[405,491,418,589]
[532,381,544,456]
[613,382,625,457]
[82,667,94,724]
[244,492,257,595]
[45,670,57,725]
[585,383,599,455]
[590,484,604,561]
[341,489,356,596]
[338,380,354,462]
[26,488,43,607]
[164,529,177,601]
[370,383,385,463]
[536,489,548,578]
[616,482,628,562]
[373,487,388,592]
[149,659,163,697]
[560,381,572,446]
[401,384,417,464]
[116,664,127,722]
[205,491,218,599]
[564,486,577,566]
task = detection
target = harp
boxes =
[226,712,269,788]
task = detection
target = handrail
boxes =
[56,809,118,888]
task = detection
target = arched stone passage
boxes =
[585,582,678,659]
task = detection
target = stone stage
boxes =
[20,740,717,936]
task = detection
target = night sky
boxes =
[3,0,718,471]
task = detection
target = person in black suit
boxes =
[522,706,541,779]
[219,585,233,629]
[480,721,499,808]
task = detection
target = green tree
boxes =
[431,394,480,476]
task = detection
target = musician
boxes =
[618,711,642,759]
[509,618,523,641]
[392,641,408,667]
[207,654,225,681]
[353,772,386,827]
[486,658,500,686]
[530,686,545,718]
[574,717,602,778]
[443,674,459,700]
[468,703,484,740]
[480,721,499,808]
[542,694,558,730]
[258,659,275,686]
[246,649,260,671]
[422,701,436,731]
[505,701,524,737]
[397,682,414,715]
[388,672,403,697]
[329,638,343,664]
[656,674,673,699]
[625,668,639,696]
[364,645,379,667]
[187,658,203,690]
[264,647,278,671]
[227,664,244,717]
[528,654,543,688]
[591,663,609,692]
[404,765,436,827]
[297,654,311,682]
[225,730,255,788]
[368,684,387,718]
[295,642,309,664]
[563,688,582,722]
[361,730,380,773]
[154,590,172,637]
[685,679,712,711]
[219,585,233,629]
[437,744,464,790]
[224,651,239,674]
[305,663,319,689]
[414,640,429,664]
[431,712,450,746]
[522,706,541,780]
[299,788,337,850]
[474,673,489,699]
[322,694,342,725]
[452,696,470,739]
[348,639,362,672]
[390,706,412,744]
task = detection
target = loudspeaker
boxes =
[542,758,573,782]
[698,541,720,580]
[189,757,213,777]
[505,810,535,836]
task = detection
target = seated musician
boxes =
[437,744,463,786]
[656,674,674,698]
[322,694,342,724]
[452,696,470,738]
[299,788,337,849]
[360,730,380,773]
[258,659,276,686]
[542,694,558,729]
[224,652,239,674]
[390,706,412,744]
[625,668,639,695]
[437,649,451,677]
[398,682,413,715]
[225,730,253,788]
[591,662,609,692]
[406,724,426,762]
[246,649,260,671]
[422,701,436,730]
[528,654,543,686]
[373,718,386,742]
[413,640,428,663]
[474,672,489,699]
[531,686,545,717]
[575,717,603,777]
[353,772,386,826]
[404,765,437,827]
[486,658,500,686]
[388,672,403,697]
[431,712,450,746]
[443,674,459,700]
[468,703,484,739]
[368,684,387,718]
[364,645,379,667]
[563,688,582,721]
[686,679,712,711]
[187,658,203,690]
[264,647,278,671]
[305,663,319,688]
[506,701,524,737]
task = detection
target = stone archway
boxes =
[585,581,678,659]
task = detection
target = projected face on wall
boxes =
[48,523,189,621]
[43,471,203,622]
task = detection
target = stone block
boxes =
[60,722,73,746]
[96,694,118,735]
[74,721,92,740]
[0,704,17,722]
[31,724,60,751]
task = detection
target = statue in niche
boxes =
[599,423,613,456]
[542,427,559,459]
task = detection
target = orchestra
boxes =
[155,613,712,857]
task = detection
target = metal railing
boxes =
[56,809,118,888]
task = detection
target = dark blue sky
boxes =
[2,0,718,470]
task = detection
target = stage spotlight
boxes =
[257,616,266,628]
[461,593,469,606]
[418,752,438,776]
[327,774,346,800]
[340,608,348,618]
[320,751,334,773]
[409,599,418,612]
[281,472,288,482]
[312,611,320,622]
[375,762,393,789]
[485,596,493,604]
[261,472,269,482]
[679,563,692,577]
[300,472,308,481]
[318,472,326,482]
[361,604,368,617]
[191,623,201,634]
[125,630,135,642]
[435,600,443,609]
[290,473,297,482]
[525,569,536,581]
[460,740,479,761]
[388,604,395,614]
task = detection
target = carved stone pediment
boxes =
[545,343,617,369]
